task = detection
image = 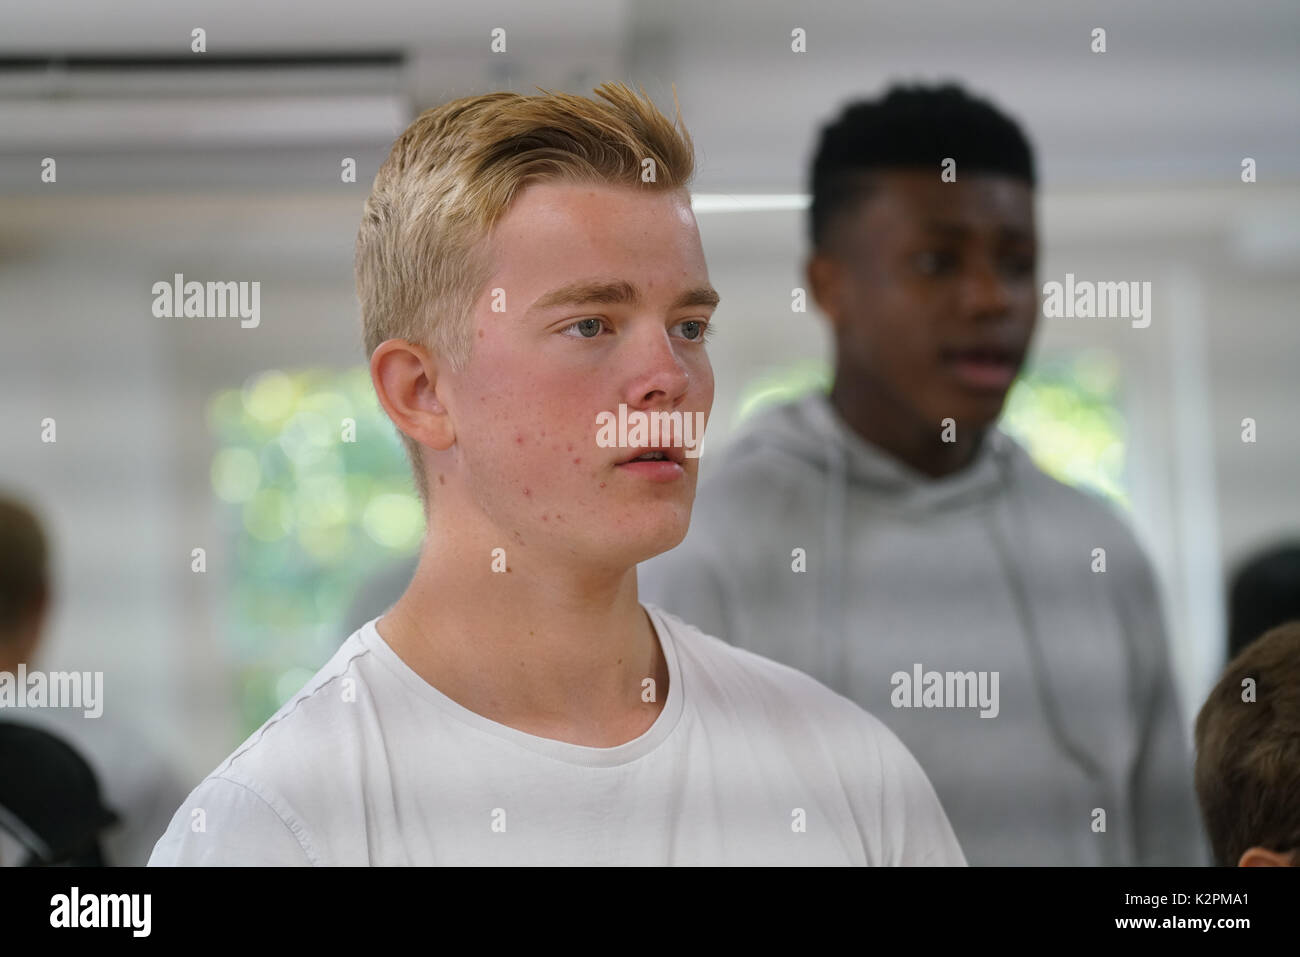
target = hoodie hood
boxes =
[732,390,1026,699]
[737,390,1024,516]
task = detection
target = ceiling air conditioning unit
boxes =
[0,52,410,154]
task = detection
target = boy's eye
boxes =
[915,250,958,274]
[673,319,713,342]
[562,317,606,338]
[1001,255,1036,278]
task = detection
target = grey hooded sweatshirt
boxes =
[639,391,1207,866]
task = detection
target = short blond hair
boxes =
[355,82,696,504]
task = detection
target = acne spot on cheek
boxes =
[523,488,531,497]
[478,330,484,338]
[567,444,573,452]
[515,434,524,445]
[542,514,548,522]
[599,482,606,489]
[573,457,581,464]
[437,474,446,485]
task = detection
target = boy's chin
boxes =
[623,520,692,566]
[928,394,1009,433]
[637,529,689,564]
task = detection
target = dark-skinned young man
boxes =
[641,83,1206,866]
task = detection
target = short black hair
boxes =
[809,82,1037,248]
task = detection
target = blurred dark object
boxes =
[1228,543,1300,661]
[0,720,119,866]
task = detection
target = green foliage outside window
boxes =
[208,366,421,737]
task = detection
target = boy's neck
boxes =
[376,533,668,748]
[828,378,985,479]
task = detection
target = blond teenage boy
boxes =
[150,85,964,866]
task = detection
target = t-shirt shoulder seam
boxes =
[210,772,322,865]
[219,640,373,773]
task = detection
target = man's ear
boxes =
[1237,846,1296,867]
[370,339,456,452]
[806,251,845,333]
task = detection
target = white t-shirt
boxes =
[149,604,965,866]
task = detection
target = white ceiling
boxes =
[1,0,1296,191]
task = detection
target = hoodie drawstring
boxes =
[819,417,1115,858]
[820,426,850,695]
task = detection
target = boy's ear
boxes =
[1237,846,1296,867]
[806,252,845,332]
[370,339,455,452]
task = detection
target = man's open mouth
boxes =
[939,345,1024,391]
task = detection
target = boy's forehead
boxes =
[867,170,1033,217]
[841,171,1035,244]
[486,182,708,291]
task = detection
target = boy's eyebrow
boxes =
[527,279,720,313]
[921,220,970,236]
[921,220,1035,242]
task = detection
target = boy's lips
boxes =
[614,446,686,481]
[939,344,1025,392]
